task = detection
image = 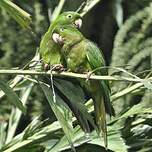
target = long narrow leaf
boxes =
[48,125,128,152]
[0,0,31,29]
[48,126,88,152]
[0,122,7,149]
[5,83,33,143]
[89,128,128,152]
[0,80,26,114]
[40,82,75,150]
[80,0,101,17]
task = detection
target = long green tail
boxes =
[92,89,107,148]
[91,80,115,149]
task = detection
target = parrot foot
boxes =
[44,63,50,71]
[50,64,65,72]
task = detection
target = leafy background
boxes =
[0,0,152,152]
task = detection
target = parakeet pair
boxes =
[39,11,93,133]
[52,25,115,148]
[39,11,115,148]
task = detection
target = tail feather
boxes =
[92,80,115,149]
[101,81,115,117]
[92,91,107,148]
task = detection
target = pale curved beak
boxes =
[74,18,82,28]
[52,33,63,45]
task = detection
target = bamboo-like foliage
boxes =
[0,0,152,152]
[0,0,31,29]
[110,1,152,151]
[111,3,152,107]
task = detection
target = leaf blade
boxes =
[39,82,75,150]
[0,0,31,29]
[0,80,26,114]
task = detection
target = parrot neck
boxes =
[63,37,83,55]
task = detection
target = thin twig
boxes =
[50,68,57,103]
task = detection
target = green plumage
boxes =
[39,11,82,65]
[39,12,94,134]
[53,25,115,148]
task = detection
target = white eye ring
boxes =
[60,28,64,32]
[67,14,72,18]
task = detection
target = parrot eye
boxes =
[67,14,72,18]
[60,28,64,32]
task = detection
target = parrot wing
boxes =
[39,31,61,65]
[85,40,115,115]
[85,40,115,148]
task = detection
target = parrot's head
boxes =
[52,25,83,45]
[54,11,82,29]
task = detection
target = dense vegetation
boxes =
[0,0,152,151]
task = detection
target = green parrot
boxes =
[52,25,115,148]
[39,11,82,68]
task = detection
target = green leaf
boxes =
[48,125,128,152]
[0,76,23,99]
[5,83,33,143]
[0,0,31,29]
[14,145,44,152]
[48,126,88,152]
[0,80,26,114]
[89,127,128,152]
[1,118,60,152]
[51,0,65,21]
[39,82,75,150]
[0,122,7,149]
[142,79,152,90]
[80,0,101,17]
[110,102,152,124]
[119,104,152,120]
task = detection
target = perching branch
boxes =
[0,69,151,83]
[0,69,151,102]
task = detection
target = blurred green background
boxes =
[0,0,152,152]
